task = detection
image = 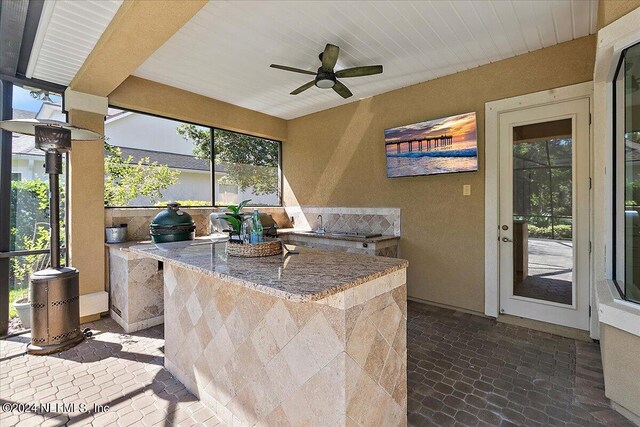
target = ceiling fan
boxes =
[270,43,383,99]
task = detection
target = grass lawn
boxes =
[9,288,29,319]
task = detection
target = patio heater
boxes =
[0,119,101,355]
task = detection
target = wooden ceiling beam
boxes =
[69,0,207,97]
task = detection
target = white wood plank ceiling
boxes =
[26,0,123,87]
[24,0,597,119]
[133,0,598,120]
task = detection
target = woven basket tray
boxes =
[227,238,283,257]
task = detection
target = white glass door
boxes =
[498,98,590,330]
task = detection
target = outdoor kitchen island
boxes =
[129,240,408,427]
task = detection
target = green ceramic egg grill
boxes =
[150,203,196,243]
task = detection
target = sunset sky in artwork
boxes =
[384,112,477,146]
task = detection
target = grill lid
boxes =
[150,202,195,229]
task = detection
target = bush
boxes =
[10,179,50,251]
[104,142,180,206]
[527,224,572,240]
[9,179,60,291]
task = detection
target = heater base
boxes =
[29,267,84,356]
[27,333,84,355]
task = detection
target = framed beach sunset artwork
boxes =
[384,112,478,177]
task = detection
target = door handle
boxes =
[502,237,513,243]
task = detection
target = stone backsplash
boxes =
[105,207,216,241]
[284,206,401,236]
[104,206,399,242]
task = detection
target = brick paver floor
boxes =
[407,301,635,427]
[0,302,635,427]
[0,317,221,427]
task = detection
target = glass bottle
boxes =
[241,217,252,244]
[251,209,263,243]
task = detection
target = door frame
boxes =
[484,82,593,324]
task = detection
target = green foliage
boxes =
[625,180,640,207]
[177,125,279,196]
[513,138,573,239]
[176,125,211,160]
[623,131,640,205]
[104,142,181,206]
[221,199,251,233]
[527,224,572,240]
[9,178,61,294]
[10,179,52,250]
[10,226,51,290]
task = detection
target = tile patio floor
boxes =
[0,301,634,427]
[0,317,222,427]
[407,301,634,427]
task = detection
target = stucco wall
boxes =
[598,0,640,28]
[67,109,106,308]
[283,36,597,313]
[109,76,287,142]
[601,324,640,421]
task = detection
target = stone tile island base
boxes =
[107,244,164,333]
[164,263,407,426]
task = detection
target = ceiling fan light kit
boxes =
[315,70,336,89]
[271,43,383,99]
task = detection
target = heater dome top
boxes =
[0,119,102,140]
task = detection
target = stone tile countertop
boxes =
[128,240,408,302]
[277,228,399,243]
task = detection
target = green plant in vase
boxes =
[222,199,251,241]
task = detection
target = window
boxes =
[212,128,281,207]
[614,41,640,304]
[104,109,212,207]
[103,109,282,208]
[1,83,65,335]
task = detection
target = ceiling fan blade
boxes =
[321,44,339,72]
[335,65,383,78]
[290,80,316,95]
[333,80,352,99]
[270,64,316,76]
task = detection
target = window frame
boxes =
[104,105,283,209]
[0,81,68,337]
[211,126,283,208]
[612,41,640,304]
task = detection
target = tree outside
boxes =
[10,125,280,313]
[9,141,181,313]
[177,125,280,203]
[104,141,180,206]
[513,137,573,240]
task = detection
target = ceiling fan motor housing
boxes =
[315,69,336,89]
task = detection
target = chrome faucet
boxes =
[315,215,326,234]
